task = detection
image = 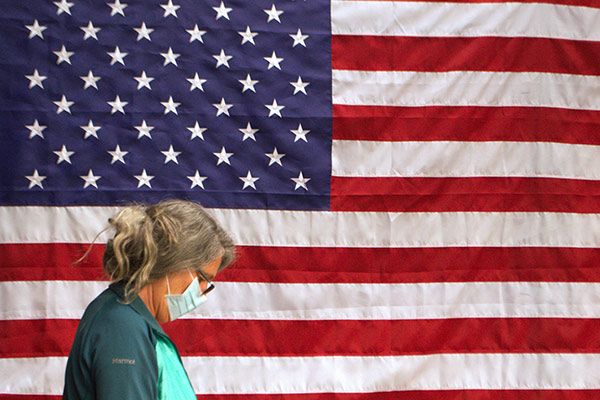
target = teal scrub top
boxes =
[156,334,197,400]
[63,281,196,400]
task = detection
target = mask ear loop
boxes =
[187,270,200,292]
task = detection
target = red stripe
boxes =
[332,105,600,144]
[0,320,79,358]
[0,243,105,281]
[3,244,600,283]
[195,392,600,400]
[167,318,600,356]
[332,36,600,75]
[3,318,599,358]
[0,397,61,400]
[331,177,600,213]
[192,246,600,283]
[2,393,600,400]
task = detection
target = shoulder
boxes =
[65,286,160,400]
[79,288,156,351]
[82,288,143,327]
[95,293,145,327]
[75,289,161,399]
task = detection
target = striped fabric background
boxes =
[2,0,600,399]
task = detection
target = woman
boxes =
[63,200,235,400]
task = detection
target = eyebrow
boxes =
[197,269,214,282]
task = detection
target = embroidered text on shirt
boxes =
[112,358,136,365]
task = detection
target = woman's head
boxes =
[103,199,235,302]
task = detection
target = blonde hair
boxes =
[101,199,235,302]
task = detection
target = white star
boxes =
[108,145,128,164]
[80,120,101,139]
[187,171,207,189]
[264,4,283,23]
[161,0,180,18]
[264,51,283,70]
[213,98,233,117]
[290,76,310,95]
[161,96,181,115]
[265,147,285,166]
[134,22,153,41]
[161,47,180,66]
[80,170,101,189]
[134,71,154,90]
[26,20,47,40]
[213,49,232,68]
[239,74,258,93]
[291,123,310,142]
[238,26,258,45]
[80,70,101,90]
[79,170,103,189]
[54,95,74,114]
[53,45,74,65]
[54,0,74,15]
[213,147,233,165]
[161,145,181,164]
[239,171,259,190]
[291,171,311,191]
[107,95,128,114]
[108,0,127,16]
[265,99,284,117]
[107,46,128,66]
[25,69,47,89]
[26,169,46,189]
[81,21,100,40]
[187,122,206,140]
[187,73,206,91]
[290,28,309,47]
[135,120,154,139]
[134,169,154,188]
[53,145,75,164]
[187,25,206,43]
[238,122,259,141]
[25,120,46,139]
[212,1,232,20]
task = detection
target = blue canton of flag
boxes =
[0,0,332,210]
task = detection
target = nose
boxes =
[199,279,209,292]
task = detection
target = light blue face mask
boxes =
[164,271,207,321]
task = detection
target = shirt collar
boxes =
[109,280,167,336]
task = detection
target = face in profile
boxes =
[154,256,221,323]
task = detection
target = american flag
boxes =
[1,0,600,398]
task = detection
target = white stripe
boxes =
[0,281,107,320]
[332,140,600,179]
[209,209,600,248]
[0,205,118,244]
[186,353,600,392]
[2,206,600,248]
[331,1,600,41]
[0,357,66,395]
[332,70,600,110]
[2,281,600,321]
[3,353,600,395]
